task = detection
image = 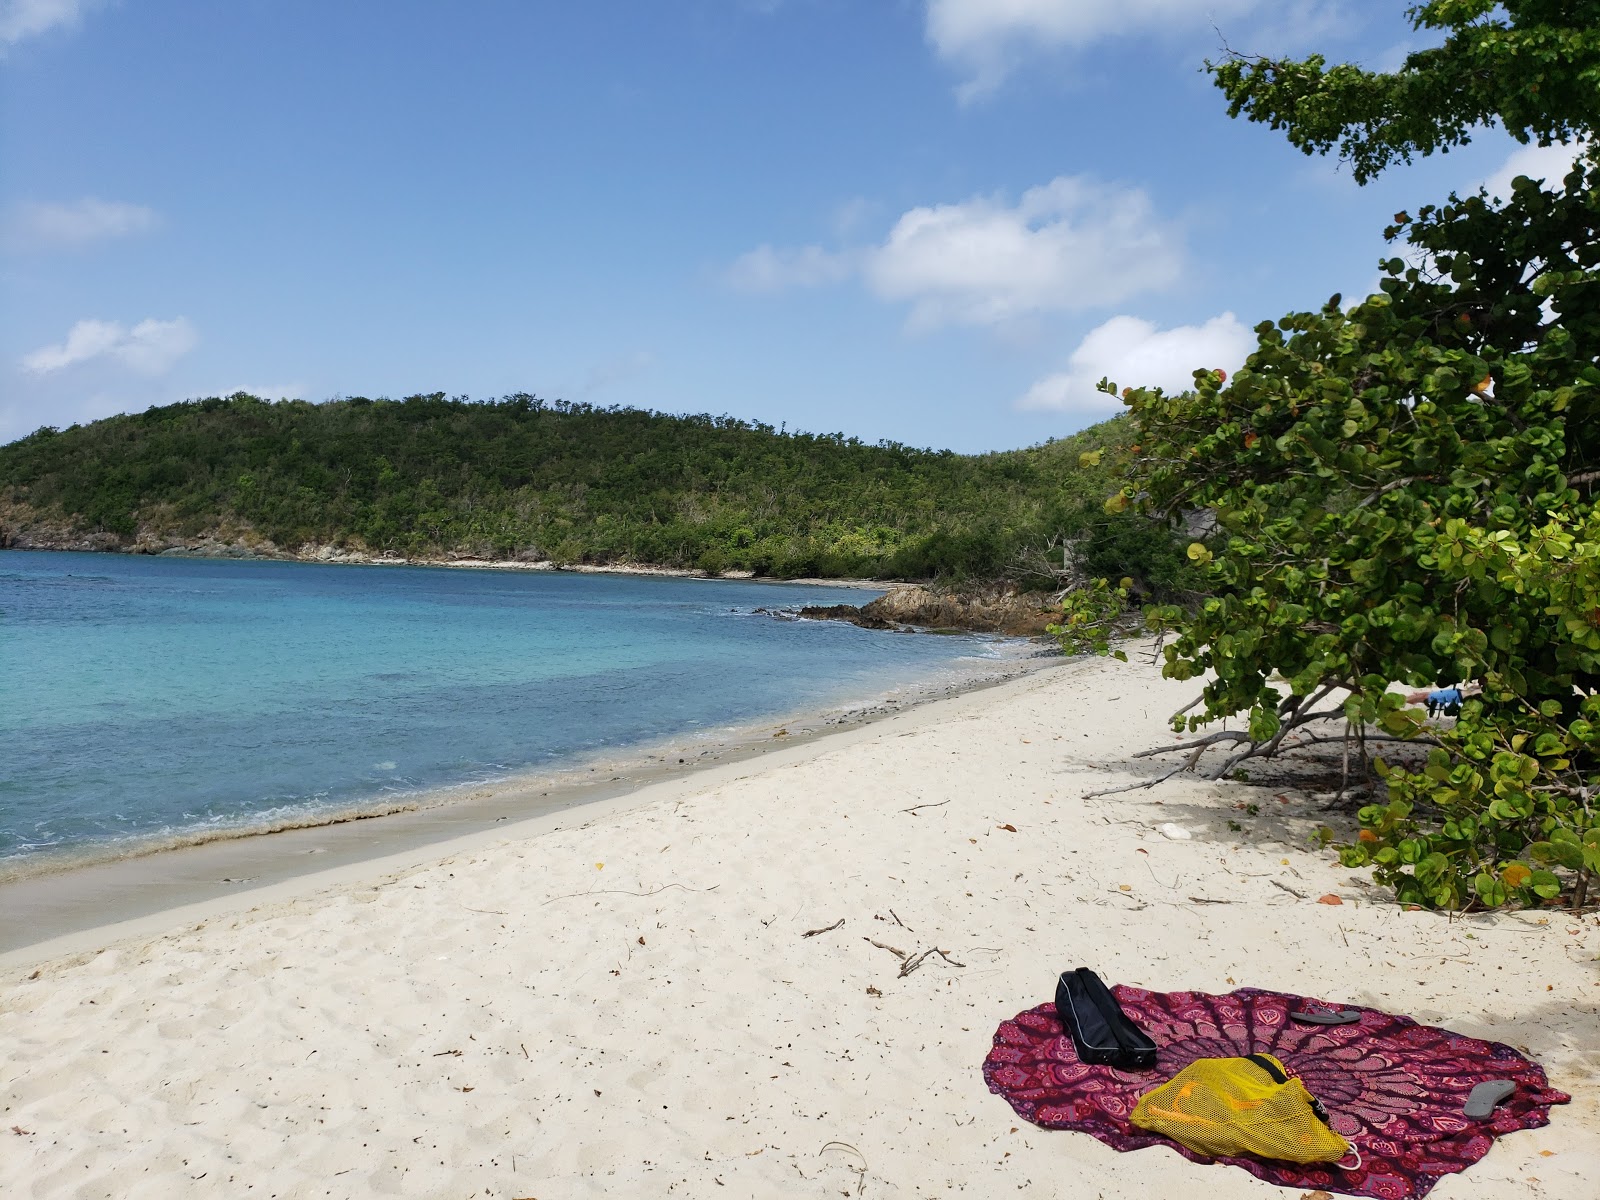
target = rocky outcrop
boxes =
[796,603,894,629]
[800,585,1058,636]
[0,499,127,552]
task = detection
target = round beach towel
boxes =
[983,985,1570,1198]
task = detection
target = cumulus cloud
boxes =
[1018,311,1253,414]
[1481,140,1589,202]
[0,0,90,49]
[866,177,1181,328]
[727,175,1183,330]
[22,317,199,376]
[925,0,1261,98]
[5,198,158,251]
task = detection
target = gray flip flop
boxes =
[1289,1008,1361,1026]
[1464,1079,1516,1118]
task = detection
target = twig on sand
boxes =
[900,799,950,815]
[542,883,719,905]
[899,948,968,976]
[802,918,845,938]
[1188,896,1233,905]
[888,908,910,930]
[463,907,507,916]
[867,937,965,975]
[1270,879,1308,900]
[866,937,907,960]
[900,948,938,976]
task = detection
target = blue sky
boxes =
[0,1,1582,451]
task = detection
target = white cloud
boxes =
[1481,140,1589,202]
[5,198,158,251]
[866,177,1182,329]
[728,175,1184,330]
[22,317,199,376]
[1018,311,1253,414]
[925,0,1260,98]
[0,0,90,49]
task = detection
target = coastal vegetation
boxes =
[0,394,1194,593]
[1067,1,1600,910]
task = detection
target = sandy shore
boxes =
[2,650,1596,1198]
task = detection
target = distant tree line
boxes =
[0,392,1195,591]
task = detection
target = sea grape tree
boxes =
[1083,1,1600,908]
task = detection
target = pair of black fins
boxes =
[1055,968,1516,1118]
[1055,968,1158,1070]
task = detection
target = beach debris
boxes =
[1189,896,1233,905]
[866,937,965,977]
[432,1049,463,1057]
[819,1141,869,1196]
[900,799,950,815]
[1158,822,1192,841]
[1318,894,1345,906]
[866,937,907,960]
[866,985,882,996]
[802,918,845,938]
[998,823,1018,833]
[12,1125,33,1136]
[1270,880,1308,900]
[542,882,718,904]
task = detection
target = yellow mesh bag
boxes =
[1130,1054,1352,1164]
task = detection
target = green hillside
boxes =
[0,392,1187,586]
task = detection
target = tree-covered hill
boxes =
[0,392,1185,586]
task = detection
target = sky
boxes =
[0,0,1585,452]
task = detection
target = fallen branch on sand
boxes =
[865,937,906,959]
[802,918,845,938]
[900,799,950,815]
[864,937,966,976]
[1084,681,1443,800]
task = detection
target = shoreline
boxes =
[0,542,893,590]
[2,645,1595,1197]
[0,640,1061,960]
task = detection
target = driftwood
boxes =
[1084,680,1443,800]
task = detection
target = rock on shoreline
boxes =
[799,585,1058,636]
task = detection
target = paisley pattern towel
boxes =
[983,985,1569,1198]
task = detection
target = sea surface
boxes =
[0,550,1022,876]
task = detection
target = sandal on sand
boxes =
[1464,1079,1516,1119]
[1289,1007,1361,1026]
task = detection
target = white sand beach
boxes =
[2,650,1596,1199]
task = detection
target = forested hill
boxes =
[0,391,1180,584]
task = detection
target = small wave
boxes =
[0,799,421,885]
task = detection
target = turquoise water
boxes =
[0,551,1014,873]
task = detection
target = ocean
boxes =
[0,550,1025,877]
